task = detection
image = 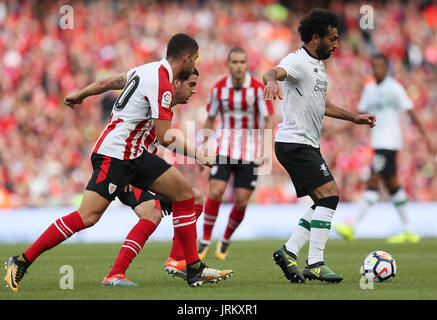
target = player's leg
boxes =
[145,166,233,286]
[5,153,127,292]
[169,188,204,261]
[302,180,343,283]
[335,173,381,241]
[273,142,322,283]
[283,201,316,258]
[217,160,257,260]
[166,188,204,279]
[216,188,252,260]
[199,161,230,260]
[384,174,419,243]
[5,190,108,292]
[103,189,162,286]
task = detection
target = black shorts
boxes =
[209,155,258,190]
[118,187,173,216]
[275,142,334,198]
[371,149,397,178]
[86,151,171,201]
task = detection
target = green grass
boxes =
[0,238,436,300]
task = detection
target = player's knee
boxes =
[79,210,103,227]
[367,174,380,190]
[208,185,225,201]
[316,195,339,211]
[179,187,195,201]
[143,211,162,225]
[193,188,203,205]
[134,201,162,225]
[234,197,249,210]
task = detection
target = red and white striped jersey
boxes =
[93,59,174,160]
[206,73,274,162]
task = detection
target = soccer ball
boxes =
[362,251,397,282]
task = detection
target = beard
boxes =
[316,42,332,60]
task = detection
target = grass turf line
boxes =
[0,239,436,300]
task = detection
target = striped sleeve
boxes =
[146,65,174,121]
[255,83,274,118]
[206,87,220,116]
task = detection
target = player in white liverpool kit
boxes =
[335,54,435,244]
[263,9,376,283]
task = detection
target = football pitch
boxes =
[0,238,436,300]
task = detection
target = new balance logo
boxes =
[320,163,329,177]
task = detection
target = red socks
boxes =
[23,211,86,263]
[107,219,157,277]
[223,205,246,241]
[202,197,221,243]
[169,204,203,261]
[172,198,198,265]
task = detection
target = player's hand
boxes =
[354,113,376,128]
[64,91,84,109]
[196,145,216,169]
[255,155,270,167]
[196,152,216,168]
[263,81,283,101]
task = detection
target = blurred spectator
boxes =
[0,0,436,208]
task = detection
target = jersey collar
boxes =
[226,72,251,89]
[160,58,173,83]
[302,46,319,60]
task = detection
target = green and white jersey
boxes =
[274,47,328,148]
[358,76,413,151]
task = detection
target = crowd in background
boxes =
[1,0,436,208]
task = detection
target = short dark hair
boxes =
[372,53,389,64]
[227,47,247,61]
[166,33,199,59]
[298,8,339,43]
[177,67,199,82]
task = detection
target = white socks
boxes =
[285,206,314,257]
[285,202,336,265]
[391,188,414,233]
[353,188,414,234]
[351,189,379,229]
[307,206,335,265]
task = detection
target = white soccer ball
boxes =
[362,251,397,282]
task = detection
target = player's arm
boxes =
[202,115,216,144]
[407,109,435,154]
[263,67,287,101]
[64,72,127,108]
[257,114,275,165]
[325,99,376,127]
[155,119,214,167]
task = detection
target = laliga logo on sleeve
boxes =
[162,91,172,108]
